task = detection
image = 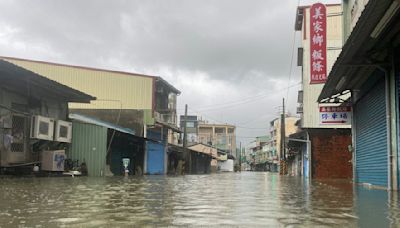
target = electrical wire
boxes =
[286,0,301,102]
[188,107,269,130]
[179,82,301,113]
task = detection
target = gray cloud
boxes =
[0,0,339,143]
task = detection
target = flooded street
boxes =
[1,172,399,227]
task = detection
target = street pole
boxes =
[182,104,191,174]
[282,98,285,160]
[183,104,188,148]
[280,98,286,175]
[239,141,242,172]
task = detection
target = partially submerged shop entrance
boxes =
[69,114,144,176]
[107,130,144,176]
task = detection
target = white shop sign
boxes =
[319,106,352,125]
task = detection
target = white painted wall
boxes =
[300,5,350,129]
[218,159,234,172]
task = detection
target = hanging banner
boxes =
[310,3,327,84]
[319,106,352,125]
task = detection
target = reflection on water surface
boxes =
[0,172,399,227]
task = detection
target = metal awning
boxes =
[287,131,307,148]
[318,0,400,102]
[155,77,181,95]
[69,113,136,136]
[0,60,95,103]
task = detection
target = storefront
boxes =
[318,0,400,189]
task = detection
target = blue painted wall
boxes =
[303,144,309,178]
[146,141,165,174]
[355,78,388,187]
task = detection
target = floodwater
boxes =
[0,172,399,227]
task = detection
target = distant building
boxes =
[252,136,270,171]
[179,115,198,146]
[197,121,236,155]
[268,116,299,172]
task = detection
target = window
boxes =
[186,122,194,128]
[297,47,303,66]
[215,128,224,134]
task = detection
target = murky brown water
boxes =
[0,172,399,227]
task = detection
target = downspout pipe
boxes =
[379,65,392,191]
[351,91,358,185]
[307,132,311,180]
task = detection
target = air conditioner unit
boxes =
[55,120,72,143]
[30,115,55,141]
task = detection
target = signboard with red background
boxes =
[310,3,327,84]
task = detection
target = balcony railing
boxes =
[154,111,177,126]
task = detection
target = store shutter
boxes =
[355,79,388,187]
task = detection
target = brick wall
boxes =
[310,129,352,179]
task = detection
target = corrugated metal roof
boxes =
[0,56,181,108]
[69,113,136,135]
[188,144,217,158]
[318,0,395,101]
[0,60,95,103]
[2,57,153,110]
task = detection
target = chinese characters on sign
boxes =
[319,106,352,125]
[310,3,327,84]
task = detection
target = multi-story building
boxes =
[1,56,180,175]
[318,0,400,190]
[252,136,270,171]
[197,121,236,155]
[292,3,353,179]
[268,116,299,172]
[179,115,198,146]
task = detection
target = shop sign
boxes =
[319,106,352,125]
[310,3,327,84]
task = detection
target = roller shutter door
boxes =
[355,79,387,187]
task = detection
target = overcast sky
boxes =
[0,0,340,146]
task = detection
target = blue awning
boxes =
[69,113,136,136]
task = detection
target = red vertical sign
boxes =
[310,3,327,84]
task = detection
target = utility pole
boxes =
[182,104,191,174]
[183,104,188,148]
[282,98,286,160]
[280,98,286,175]
[239,141,242,172]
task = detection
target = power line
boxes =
[177,82,301,112]
[188,107,270,130]
[236,126,267,130]
[286,0,301,102]
[236,135,262,139]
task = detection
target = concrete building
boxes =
[291,4,353,179]
[318,0,400,190]
[179,115,198,146]
[1,56,180,175]
[269,116,299,160]
[252,136,270,171]
[197,121,236,155]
